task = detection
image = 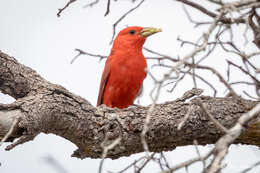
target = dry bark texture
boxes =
[0,50,259,159]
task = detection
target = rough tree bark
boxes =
[0,50,259,159]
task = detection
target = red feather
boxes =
[97,26,160,108]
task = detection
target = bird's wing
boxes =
[96,58,111,106]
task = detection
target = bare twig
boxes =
[184,71,217,97]
[161,150,213,173]
[158,11,224,94]
[197,100,229,134]
[191,64,238,98]
[104,0,111,16]
[238,161,260,173]
[144,47,179,62]
[206,103,260,173]
[5,134,36,151]
[57,0,77,17]
[229,81,255,86]
[178,105,194,130]
[182,5,211,27]
[0,118,19,148]
[243,91,260,100]
[136,153,156,173]
[191,57,197,88]
[71,49,107,64]
[175,0,246,24]
[227,60,260,84]
[84,0,99,8]
[140,103,154,153]
[113,157,145,173]
[110,0,145,44]
[159,152,171,170]
[194,140,206,170]
[99,137,121,173]
[176,0,218,18]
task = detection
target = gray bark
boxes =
[0,50,259,159]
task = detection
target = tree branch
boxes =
[0,50,259,160]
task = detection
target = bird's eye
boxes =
[129,30,136,35]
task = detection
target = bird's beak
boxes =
[139,27,162,38]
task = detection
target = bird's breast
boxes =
[104,53,147,108]
[110,53,147,85]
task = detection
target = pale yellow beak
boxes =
[139,27,162,38]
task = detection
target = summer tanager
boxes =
[97,26,161,108]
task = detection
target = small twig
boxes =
[136,153,156,173]
[177,37,200,47]
[141,103,154,153]
[71,49,107,64]
[178,105,194,130]
[0,118,19,148]
[243,91,260,100]
[146,62,218,97]
[156,156,166,171]
[161,150,213,173]
[191,64,238,98]
[146,68,159,83]
[208,0,223,6]
[159,12,224,99]
[182,4,211,27]
[206,103,260,172]
[6,134,36,150]
[227,61,231,82]
[197,100,229,134]
[104,0,111,16]
[114,157,145,173]
[159,152,171,170]
[165,70,187,93]
[193,140,206,170]
[227,60,260,84]
[99,137,121,173]
[84,0,99,8]
[191,57,197,88]
[243,17,249,46]
[144,47,178,62]
[183,71,217,97]
[57,0,77,17]
[177,0,218,19]
[110,0,145,44]
[238,161,260,173]
[176,0,246,24]
[229,81,255,86]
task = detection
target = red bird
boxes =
[97,26,161,108]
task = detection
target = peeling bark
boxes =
[0,50,259,159]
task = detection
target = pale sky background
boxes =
[0,0,260,173]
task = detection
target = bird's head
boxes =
[112,26,162,51]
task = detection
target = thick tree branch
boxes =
[0,50,259,160]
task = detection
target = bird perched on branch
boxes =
[97,26,161,108]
